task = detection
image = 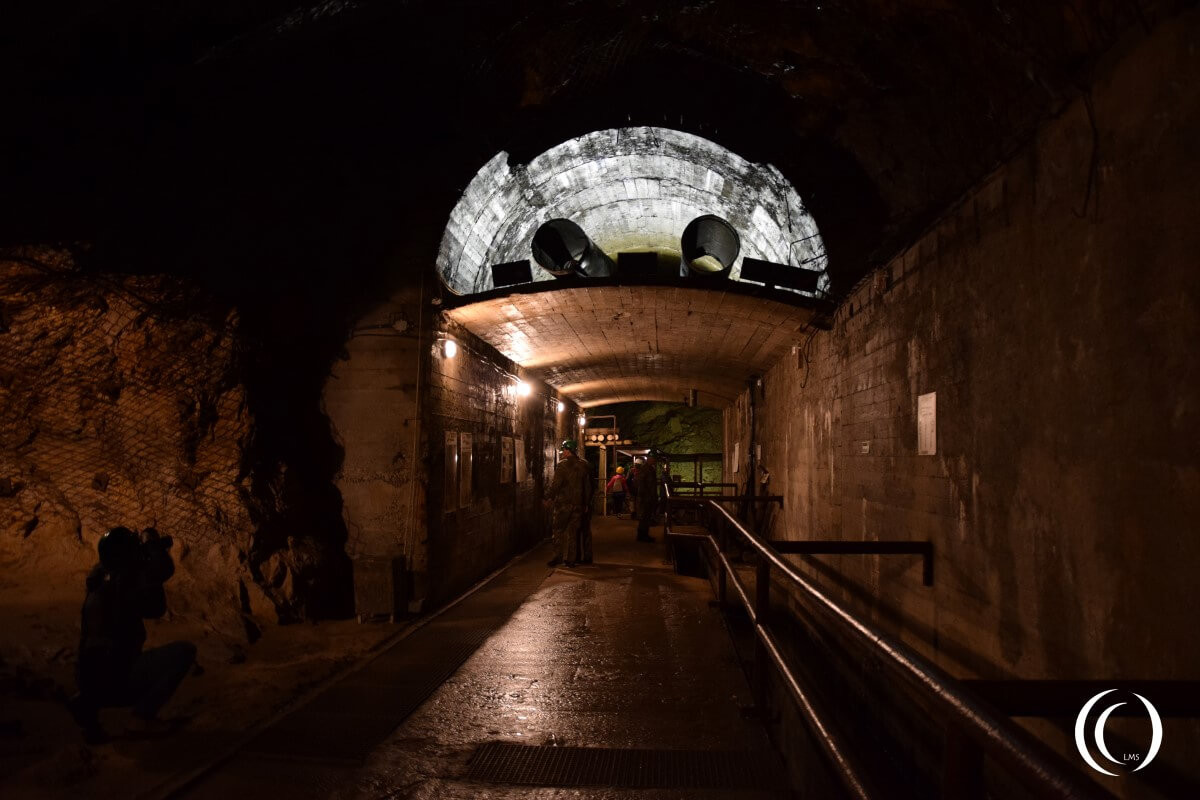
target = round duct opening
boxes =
[531,218,615,279]
[681,214,740,278]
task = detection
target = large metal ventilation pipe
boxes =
[680,214,740,279]
[531,218,615,279]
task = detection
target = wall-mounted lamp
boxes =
[441,338,458,358]
[578,414,587,427]
[557,401,565,413]
[516,381,531,397]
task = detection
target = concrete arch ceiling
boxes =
[437,127,827,295]
[445,286,818,408]
[0,0,1155,299]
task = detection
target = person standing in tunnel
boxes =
[66,526,196,744]
[544,439,593,568]
[634,454,659,543]
[606,466,628,518]
[628,457,644,520]
[657,455,673,520]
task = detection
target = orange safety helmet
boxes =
[615,466,625,474]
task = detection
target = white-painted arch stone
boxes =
[437,127,826,296]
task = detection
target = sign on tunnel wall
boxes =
[459,432,473,509]
[444,431,457,513]
[501,436,514,483]
[515,437,527,483]
[918,392,937,456]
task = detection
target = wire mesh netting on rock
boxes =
[0,250,334,637]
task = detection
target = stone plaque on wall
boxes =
[444,431,457,512]
[514,436,527,483]
[918,392,937,455]
[459,432,473,508]
[501,436,514,483]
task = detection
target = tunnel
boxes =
[0,2,1198,799]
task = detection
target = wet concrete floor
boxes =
[179,515,784,799]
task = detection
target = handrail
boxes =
[662,483,877,798]
[662,483,1113,800]
[771,539,934,586]
[709,494,784,504]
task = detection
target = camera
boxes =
[138,527,176,583]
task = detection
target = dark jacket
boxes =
[547,452,593,512]
[77,557,170,697]
[634,462,658,509]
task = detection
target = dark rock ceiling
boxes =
[0,0,1185,305]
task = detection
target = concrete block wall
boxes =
[423,318,577,606]
[328,279,581,612]
[724,14,1200,791]
[727,10,1200,683]
[724,16,1200,792]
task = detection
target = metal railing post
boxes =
[664,482,672,533]
[754,557,771,713]
[716,523,728,606]
[692,498,1113,800]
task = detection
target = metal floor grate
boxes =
[465,742,787,791]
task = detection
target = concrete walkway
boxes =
[178,515,784,799]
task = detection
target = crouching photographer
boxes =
[67,526,196,743]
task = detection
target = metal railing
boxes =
[770,539,935,587]
[661,483,1114,800]
[665,481,739,497]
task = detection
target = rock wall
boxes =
[589,401,723,483]
[0,251,344,639]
